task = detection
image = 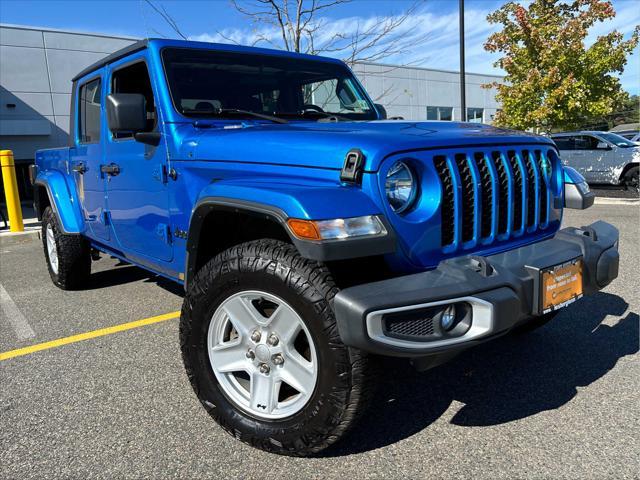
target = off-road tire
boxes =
[180,239,374,456]
[514,311,559,334]
[41,206,91,290]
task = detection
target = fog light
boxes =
[440,305,456,331]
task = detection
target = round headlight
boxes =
[385,161,417,213]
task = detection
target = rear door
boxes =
[103,54,173,262]
[69,74,109,241]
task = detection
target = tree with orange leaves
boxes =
[484,0,638,132]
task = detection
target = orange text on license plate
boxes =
[541,258,583,313]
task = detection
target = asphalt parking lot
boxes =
[1,204,638,479]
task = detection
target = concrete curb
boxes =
[594,197,640,206]
[0,227,41,247]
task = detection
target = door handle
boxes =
[72,162,87,174]
[100,163,121,176]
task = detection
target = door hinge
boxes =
[159,165,178,184]
[173,227,188,240]
[102,211,111,226]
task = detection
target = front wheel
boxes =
[180,239,374,456]
[623,166,639,194]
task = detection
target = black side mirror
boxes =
[106,93,147,134]
[374,103,387,120]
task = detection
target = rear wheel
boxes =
[180,239,374,456]
[41,207,91,290]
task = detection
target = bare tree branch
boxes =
[143,0,187,40]
[147,0,430,69]
[223,0,427,66]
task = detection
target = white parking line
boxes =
[594,197,639,206]
[0,283,35,340]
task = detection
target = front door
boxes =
[69,74,109,241]
[103,56,173,262]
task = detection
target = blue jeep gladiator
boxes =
[31,39,619,456]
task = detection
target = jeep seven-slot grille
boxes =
[434,147,554,251]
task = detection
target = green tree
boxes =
[484,0,639,132]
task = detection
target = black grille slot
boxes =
[507,150,524,231]
[492,151,510,235]
[535,150,549,225]
[434,155,455,246]
[455,153,475,243]
[384,316,435,337]
[475,152,493,238]
[523,150,537,228]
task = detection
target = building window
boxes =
[78,78,101,143]
[427,106,453,121]
[467,108,484,123]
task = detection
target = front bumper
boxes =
[334,221,619,357]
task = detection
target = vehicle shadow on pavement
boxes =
[323,292,638,456]
[86,263,184,296]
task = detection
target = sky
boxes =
[1,0,638,93]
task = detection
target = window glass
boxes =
[574,135,599,150]
[552,137,574,150]
[427,106,453,121]
[596,132,636,148]
[79,78,101,143]
[111,61,156,138]
[467,107,483,123]
[161,48,377,121]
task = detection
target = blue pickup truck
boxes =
[31,39,619,456]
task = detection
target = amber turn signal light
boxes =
[287,219,321,240]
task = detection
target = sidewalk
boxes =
[0,204,41,247]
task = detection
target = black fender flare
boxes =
[184,197,396,289]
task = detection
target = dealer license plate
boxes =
[540,258,584,313]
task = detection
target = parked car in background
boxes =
[551,131,639,192]
[610,129,640,143]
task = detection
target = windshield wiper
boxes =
[300,110,350,122]
[182,108,288,124]
[214,108,288,124]
[271,110,350,122]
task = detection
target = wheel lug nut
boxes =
[267,333,279,346]
[259,363,270,374]
[272,354,284,365]
[246,350,255,360]
[250,330,261,343]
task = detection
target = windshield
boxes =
[161,47,377,121]
[597,132,637,148]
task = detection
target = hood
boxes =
[187,120,554,171]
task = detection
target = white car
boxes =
[551,131,639,192]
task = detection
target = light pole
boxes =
[459,0,466,122]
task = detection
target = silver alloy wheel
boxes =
[46,223,59,275]
[207,290,318,419]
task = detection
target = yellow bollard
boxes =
[0,150,24,232]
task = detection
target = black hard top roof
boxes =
[71,39,148,82]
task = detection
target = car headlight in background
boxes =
[385,160,417,214]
